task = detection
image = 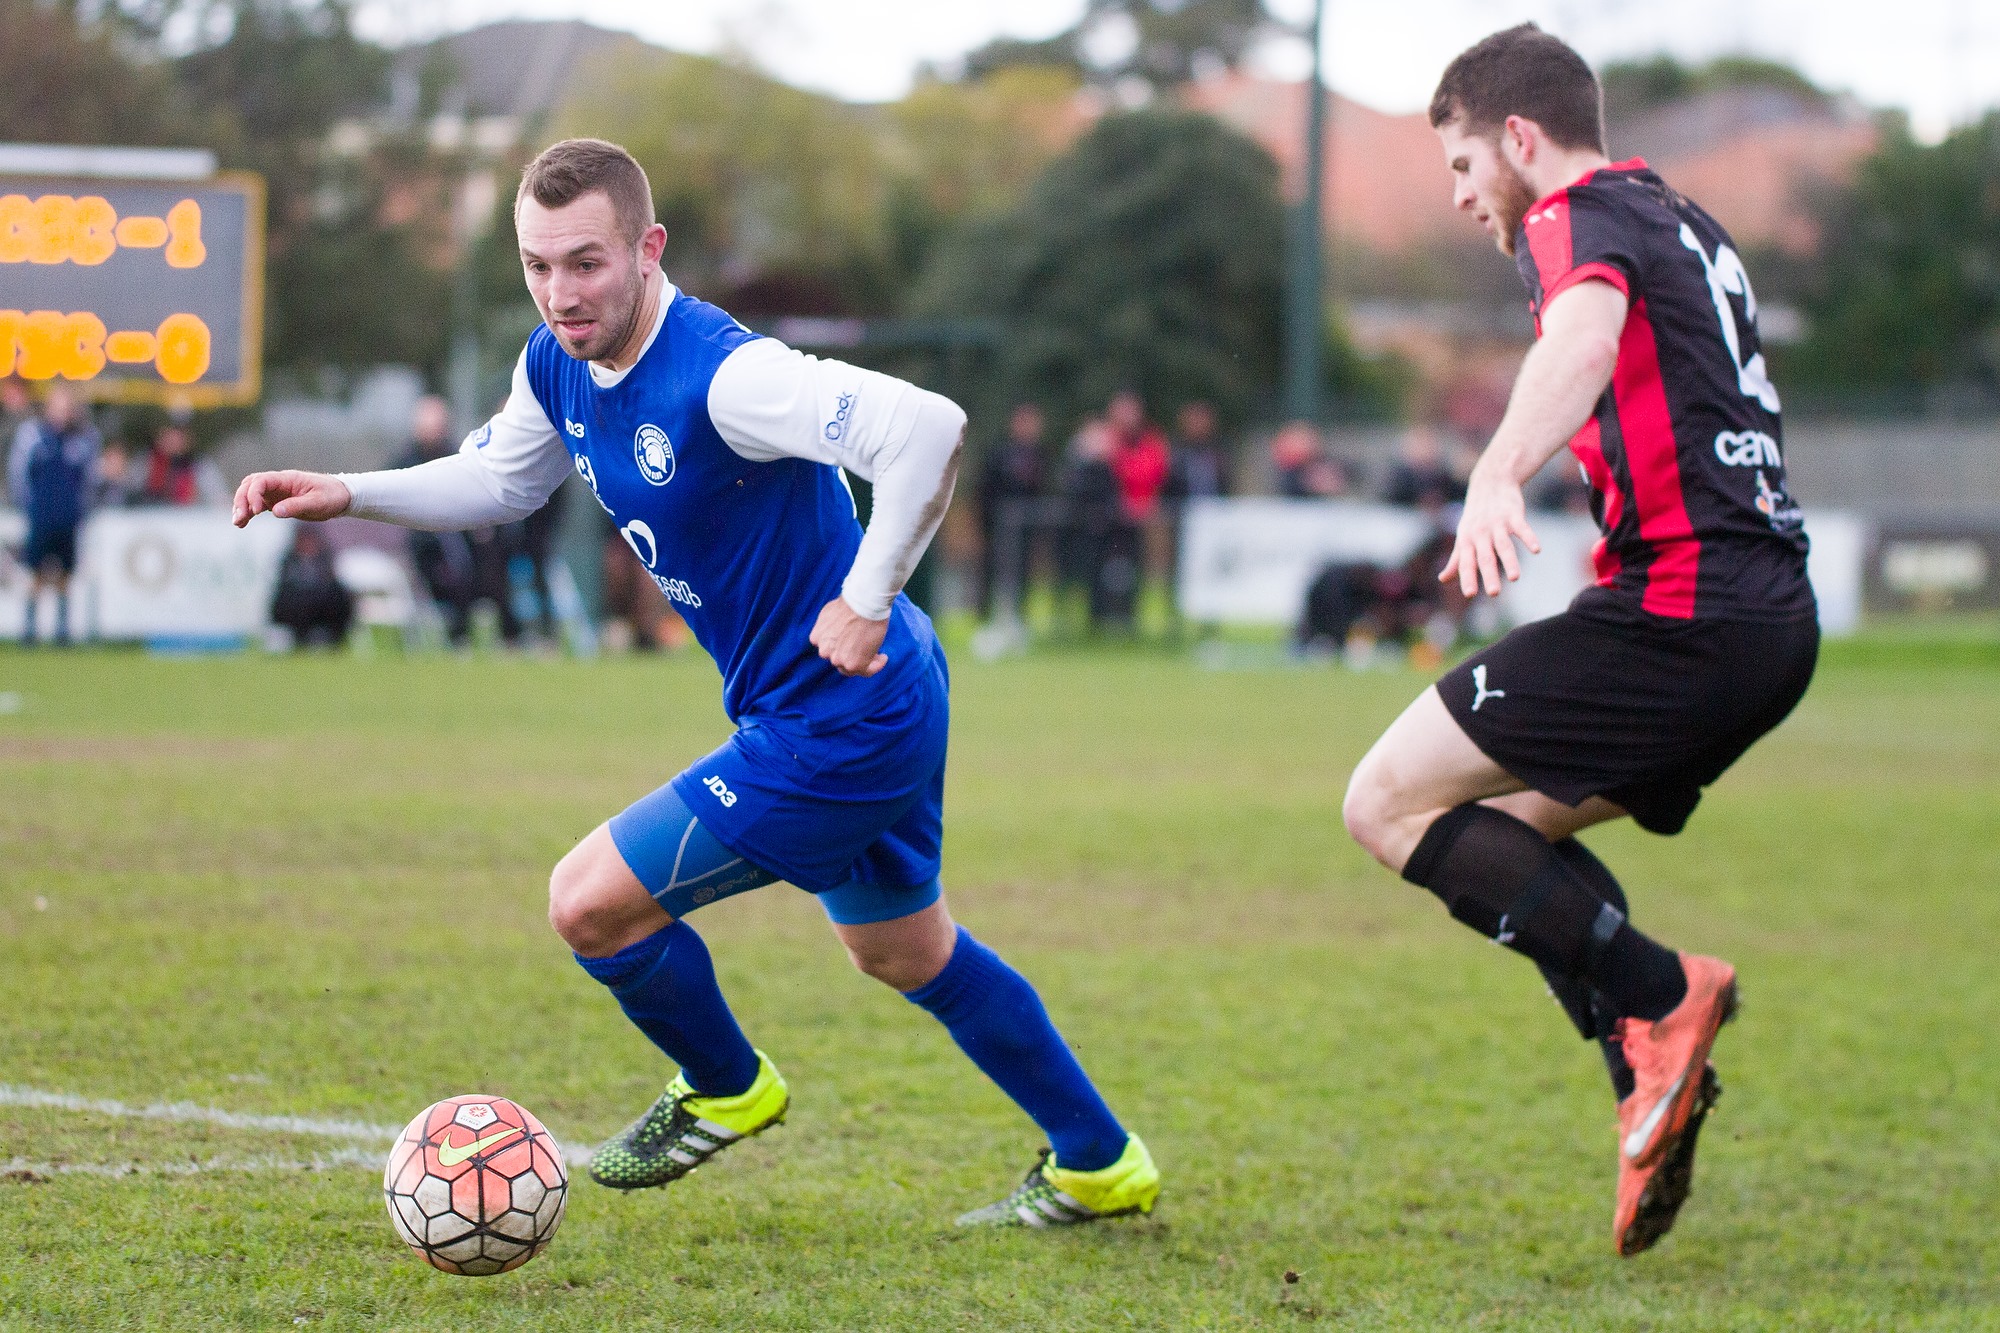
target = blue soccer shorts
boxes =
[608,652,949,926]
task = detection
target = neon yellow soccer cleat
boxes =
[589,1050,788,1190]
[955,1134,1160,1227]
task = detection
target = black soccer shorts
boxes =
[1437,602,1819,836]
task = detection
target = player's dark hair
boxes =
[516,138,656,245]
[1429,24,1605,153]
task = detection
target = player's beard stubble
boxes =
[548,261,644,363]
[1488,157,1539,258]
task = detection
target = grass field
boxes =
[2,640,1998,1330]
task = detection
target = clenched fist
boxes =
[809,597,890,677]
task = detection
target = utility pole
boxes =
[1283,0,1327,424]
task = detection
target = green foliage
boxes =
[2,649,1999,1327]
[916,110,1285,435]
[887,68,1085,241]
[176,1,453,378]
[964,0,1275,91]
[1785,113,2000,395]
[554,47,895,316]
[0,0,231,152]
[7,1,458,382]
[1600,53,1828,126]
[1324,308,1416,423]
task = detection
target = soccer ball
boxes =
[382,1094,568,1276]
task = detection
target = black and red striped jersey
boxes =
[1515,159,1814,622]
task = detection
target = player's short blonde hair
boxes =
[515,138,656,245]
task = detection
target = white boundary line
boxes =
[5,1149,382,1178]
[0,1084,398,1141]
[0,1084,596,1172]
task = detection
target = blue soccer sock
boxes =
[904,927,1129,1173]
[573,920,760,1098]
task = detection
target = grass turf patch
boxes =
[1,647,1997,1329]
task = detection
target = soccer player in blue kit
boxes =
[233,138,1158,1228]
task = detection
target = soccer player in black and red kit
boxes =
[1342,25,1817,1256]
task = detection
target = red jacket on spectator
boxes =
[1109,426,1169,522]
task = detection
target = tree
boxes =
[880,66,1085,295]
[0,0,229,150]
[1785,113,2000,396]
[175,0,452,378]
[554,46,896,317]
[962,0,1276,92]
[915,110,1285,434]
[1600,54,1828,128]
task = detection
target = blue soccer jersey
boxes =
[522,292,937,732]
[339,278,966,906]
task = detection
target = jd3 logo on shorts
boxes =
[703,775,737,807]
[634,423,675,485]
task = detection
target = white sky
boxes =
[357,0,2000,141]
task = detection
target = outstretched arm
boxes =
[708,339,967,676]
[232,353,573,532]
[1444,277,1627,598]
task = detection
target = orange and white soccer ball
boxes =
[382,1094,568,1276]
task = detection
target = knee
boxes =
[843,942,939,993]
[548,848,629,957]
[1341,757,1399,867]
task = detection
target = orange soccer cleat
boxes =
[1614,1063,1719,1256]
[1615,954,1738,1171]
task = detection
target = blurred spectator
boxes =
[269,526,354,649]
[8,385,100,645]
[1164,400,1231,502]
[489,392,565,644]
[601,513,688,652]
[505,494,565,643]
[91,443,139,509]
[1271,420,1351,498]
[977,402,1046,618]
[1381,425,1465,510]
[1062,417,1141,631]
[394,395,520,647]
[1530,460,1595,514]
[1297,522,1466,662]
[137,423,226,505]
[1105,390,1170,522]
[1162,400,1230,625]
[0,378,30,503]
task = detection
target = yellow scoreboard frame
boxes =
[0,171,265,408]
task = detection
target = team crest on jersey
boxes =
[634,423,676,485]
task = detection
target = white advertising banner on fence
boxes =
[2,507,293,642]
[1175,498,1436,624]
[1176,498,1866,636]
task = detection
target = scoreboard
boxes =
[0,172,264,406]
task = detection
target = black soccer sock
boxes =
[1402,805,1688,1023]
[1543,839,1636,1101]
[1537,840,1628,1035]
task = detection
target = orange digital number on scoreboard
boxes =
[0,310,211,384]
[0,170,261,405]
[0,194,205,268]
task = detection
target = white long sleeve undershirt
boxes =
[339,290,965,619]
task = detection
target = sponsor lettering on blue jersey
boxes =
[522,290,936,732]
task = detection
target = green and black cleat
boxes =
[588,1050,788,1190]
[955,1135,1160,1228]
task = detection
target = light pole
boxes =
[1283,0,1327,424]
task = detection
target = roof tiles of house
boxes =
[1179,72,1878,256]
